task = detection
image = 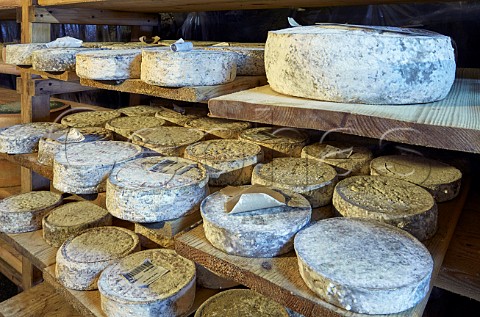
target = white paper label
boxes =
[121,259,169,288]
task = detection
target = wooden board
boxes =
[0,0,20,9]
[0,153,53,180]
[0,87,20,104]
[80,76,267,102]
[20,67,80,81]
[209,69,480,154]
[175,180,470,317]
[0,61,20,75]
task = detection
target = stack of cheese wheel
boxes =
[185,117,251,139]
[0,122,65,154]
[252,158,338,208]
[294,218,433,314]
[204,45,265,75]
[155,106,208,126]
[0,191,62,233]
[185,139,263,186]
[5,43,48,65]
[118,105,165,117]
[76,49,144,80]
[370,155,462,202]
[61,110,121,128]
[105,116,166,141]
[56,226,140,290]
[42,201,112,247]
[98,249,196,317]
[32,48,96,72]
[333,175,438,240]
[106,156,208,223]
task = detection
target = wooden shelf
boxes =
[209,69,480,154]
[19,67,80,82]
[0,153,53,180]
[0,62,21,75]
[0,0,21,9]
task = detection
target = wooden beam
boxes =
[29,78,96,95]
[21,1,50,44]
[0,62,21,75]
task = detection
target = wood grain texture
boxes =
[0,153,53,180]
[0,0,20,9]
[0,87,20,104]
[21,67,80,81]
[0,61,20,74]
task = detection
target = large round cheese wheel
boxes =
[61,110,121,128]
[294,218,433,314]
[105,116,166,141]
[118,105,164,117]
[333,175,438,240]
[32,48,95,72]
[185,139,263,186]
[76,49,143,80]
[53,141,144,194]
[265,25,455,104]
[5,43,47,65]
[203,46,265,75]
[98,249,196,317]
[0,191,62,233]
[0,122,66,154]
[141,49,237,87]
[155,106,207,126]
[42,201,112,247]
[201,186,311,257]
[370,155,462,202]
[185,117,251,139]
[56,226,140,290]
[106,156,208,223]
[252,158,337,208]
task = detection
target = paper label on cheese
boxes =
[149,159,197,175]
[221,185,286,214]
[121,259,169,288]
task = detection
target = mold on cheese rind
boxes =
[76,49,143,80]
[0,122,66,154]
[185,117,251,139]
[32,48,97,72]
[60,110,121,128]
[118,105,165,117]
[5,43,48,65]
[203,46,265,76]
[154,106,208,127]
[105,116,166,141]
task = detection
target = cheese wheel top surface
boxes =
[240,127,308,144]
[302,142,372,162]
[0,191,62,213]
[61,111,121,128]
[186,139,262,163]
[186,117,251,133]
[0,122,65,139]
[118,105,164,117]
[131,126,204,147]
[45,201,109,227]
[105,116,165,131]
[154,107,206,125]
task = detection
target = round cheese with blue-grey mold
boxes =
[76,49,143,80]
[185,117,251,139]
[105,116,166,141]
[61,110,121,128]
[32,48,96,72]
[0,122,66,154]
[204,45,265,76]
[5,43,47,65]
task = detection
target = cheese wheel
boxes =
[195,264,239,290]
[0,122,66,154]
[201,186,311,257]
[98,249,196,317]
[155,106,207,126]
[195,289,289,317]
[5,43,47,65]
[370,155,462,202]
[118,105,165,117]
[130,126,205,156]
[141,49,237,87]
[0,191,62,233]
[204,46,265,75]
[333,175,438,240]
[53,141,144,194]
[294,218,433,314]
[239,127,309,160]
[252,158,337,208]
[105,116,166,141]
[265,25,455,104]
[42,201,112,247]
[185,139,263,186]
[32,48,96,72]
[76,49,142,80]
[61,110,121,128]
[56,226,140,290]
[106,156,208,223]
[186,117,251,139]
[301,142,373,177]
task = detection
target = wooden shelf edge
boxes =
[19,67,80,81]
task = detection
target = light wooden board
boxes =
[0,153,53,180]
[0,0,20,9]
[80,76,267,102]
[0,62,20,75]
[20,67,80,81]
[209,69,480,154]
[0,87,20,104]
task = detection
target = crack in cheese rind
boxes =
[76,49,143,80]
[0,122,66,154]
[105,116,166,141]
[186,117,251,139]
[203,46,265,76]
[61,110,121,128]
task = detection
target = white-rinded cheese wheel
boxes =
[0,122,66,154]
[195,289,289,317]
[185,139,263,186]
[98,249,196,317]
[185,117,251,139]
[252,158,337,208]
[106,156,208,223]
[195,264,239,290]
[333,175,438,240]
[294,218,433,314]
[204,46,265,75]
[301,141,373,177]
[130,126,205,156]
[118,105,164,117]
[53,141,144,194]
[56,226,140,290]
[0,191,62,233]
[141,49,237,87]
[32,48,96,72]
[265,25,456,104]
[239,127,308,160]
[370,155,462,202]
[5,43,47,65]
[201,186,311,257]
[61,110,121,128]
[105,116,166,141]
[155,106,208,126]
[42,201,112,247]
[76,49,143,80]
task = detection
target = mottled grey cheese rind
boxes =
[155,106,207,126]
[118,105,165,117]
[265,25,455,104]
[252,158,338,208]
[130,126,205,157]
[61,110,121,128]
[370,155,462,202]
[5,43,47,65]
[240,127,309,160]
[294,218,433,314]
[76,49,142,80]
[185,139,263,186]
[333,175,438,240]
[0,191,63,234]
[56,226,140,291]
[53,141,144,194]
[186,117,251,139]
[201,186,311,257]
[106,156,208,223]
[141,49,237,87]
[42,201,112,247]
[195,289,289,317]
[204,46,265,75]
[105,116,166,141]
[0,122,66,154]
[32,48,96,72]
[196,264,239,290]
[301,142,373,177]
[98,249,195,317]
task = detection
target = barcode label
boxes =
[121,259,169,288]
[149,159,196,175]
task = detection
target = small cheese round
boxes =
[5,43,47,65]
[53,141,144,194]
[294,218,433,314]
[370,155,462,202]
[106,156,208,223]
[56,226,140,290]
[32,48,95,72]
[98,249,196,317]
[0,191,63,233]
[118,105,165,117]
[42,201,112,247]
[204,46,265,76]
[201,186,311,257]
[76,49,142,80]
[333,175,438,240]
[155,106,207,126]
[252,158,337,208]
[196,265,239,290]
[185,139,263,186]
[0,122,66,154]
[61,110,121,128]
[186,117,251,139]
[105,116,166,141]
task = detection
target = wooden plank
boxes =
[29,78,96,95]
[0,0,20,9]
[0,238,22,273]
[0,256,23,287]
[0,62,21,75]
[0,87,20,104]
[0,8,16,19]
[0,153,53,180]
[20,67,80,81]
[80,76,267,103]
